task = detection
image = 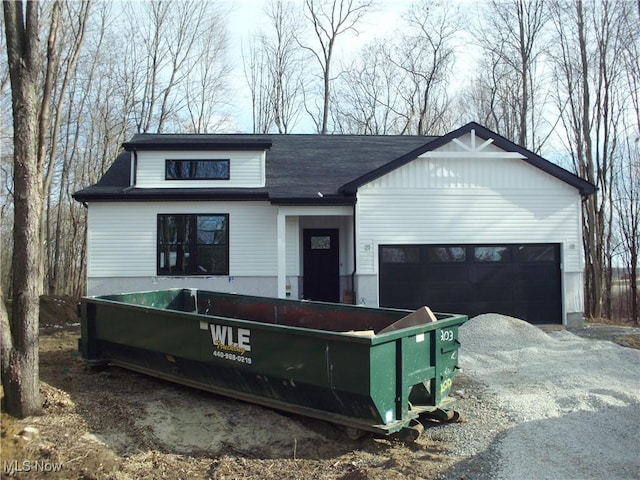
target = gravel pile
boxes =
[432,313,640,480]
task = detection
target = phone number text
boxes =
[213,350,253,364]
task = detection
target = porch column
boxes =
[277,209,286,298]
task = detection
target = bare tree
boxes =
[125,0,230,134]
[470,0,550,151]
[331,40,407,134]
[62,3,137,294]
[182,7,230,133]
[264,0,305,133]
[301,0,372,134]
[331,1,460,136]
[243,0,305,134]
[464,51,520,139]
[614,137,639,324]
[613,13,640,324]
[550,0,631,319]
[2,0,63,417]
[391,1,460,135]
[43,0,91,294]
[48,1,109,296]
[242,36,275,134]
[0,11,13,297]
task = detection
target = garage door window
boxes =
[381,246,420,263]
[428,247,466,262]
[474,246,511,262]
[518,245,556,262]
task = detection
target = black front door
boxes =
[303,229,339,302]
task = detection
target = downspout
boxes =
[351,199,357,305]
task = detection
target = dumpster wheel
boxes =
[421,408,462,424]
[391,419,424,442]
[345,426,366,440]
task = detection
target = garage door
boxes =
[379,244,562,324]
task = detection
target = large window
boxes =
[157,214,229,275]
[165,159,230,180]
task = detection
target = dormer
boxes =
[122,134,272,189]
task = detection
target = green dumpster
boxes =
[79,289,467,439]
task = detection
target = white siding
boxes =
[367,154,572,192]
[135,150,265,188]
[87,201,278,277]
[357,155,584,275]
[88,276,279,298]
[286,216,300,276]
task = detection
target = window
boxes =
[380,246,420,263]
[427,247,466,262]
[165,159,230,180]
[518,245,558,262]
[311,236,331,250]
[474,246,511,262]
[157,214,228,275]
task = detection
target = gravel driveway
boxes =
[428,314,640,480]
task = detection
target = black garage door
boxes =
[379,244,562,324]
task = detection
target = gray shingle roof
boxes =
[72,123,596,203]
[73,134,437,203]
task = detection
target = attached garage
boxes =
[347,124,596,327]
[379,243,562,324]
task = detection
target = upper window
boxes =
[157,214,229,275]
[165,159,230,180]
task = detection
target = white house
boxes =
[73,122,596,326]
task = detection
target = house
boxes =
[73,122,596,326]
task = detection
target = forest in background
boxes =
[1,0,638,322]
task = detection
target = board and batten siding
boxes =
[87,201,278,278]
[356,154,584,275]
[135,150,266,188]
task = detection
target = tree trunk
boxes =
[3,88,43,415]
[2,0,50,418]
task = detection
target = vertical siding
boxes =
[87,201,278,277]
[136,150,265,188]
[357,156,583,274]
[367,155,572,192]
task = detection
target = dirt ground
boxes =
[2,297,639,480]
[1,296,460,480]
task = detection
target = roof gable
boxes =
[340,122,596,196]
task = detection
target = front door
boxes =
[303,229,339,302]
